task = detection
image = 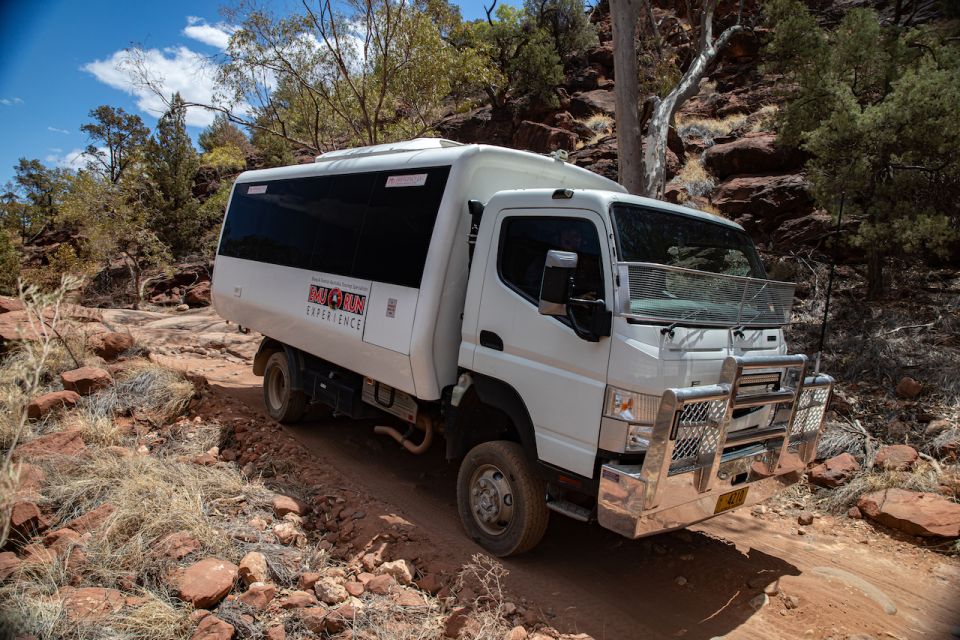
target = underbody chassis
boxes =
[598,354,833,538]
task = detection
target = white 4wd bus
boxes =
[212,138,833,556]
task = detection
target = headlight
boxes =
[603,387,660,424]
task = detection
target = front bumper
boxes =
[597,354,833,539]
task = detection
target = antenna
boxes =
[815,193,844,374]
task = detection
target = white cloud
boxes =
[0,97,24,106]
[83,46,233,128]
[49,147,63,153]
[45,148,89,170]
[48,126,70,134]
[183,16,236,50]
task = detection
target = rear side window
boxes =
[218,166,450,288]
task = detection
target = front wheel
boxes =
[262,351,307,423]
[456,441,549,556]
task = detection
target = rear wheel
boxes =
[456,441,549,556]
[262,351,307,423]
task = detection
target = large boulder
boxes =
[874,445,919,471]
[175,558,239,609]
[512,121,578,153]
[857,489,960,538]
[60,366,112,396]
[185,282,212,307]
[437,105,515,146]
[89,332,134,361]
[712,173,813,222]
[27,390,81,419]
[808,452,860,488]
[702,133,802,180]
[568,89,616,118]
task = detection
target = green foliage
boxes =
[61,171,170,309]
[198,114,252,155]
[80,105,149,184]
[765,0,960,297]
[0,230,19,295]
[145,94,202,257]
[198,181,233,260]
[200,146,247,173]
[219,0,496,153]
[10,159,69,241]
[523,0,597,61]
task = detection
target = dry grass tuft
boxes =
[818,462,942,513]
[101,592,192,640]
[749,104,780,133]
[676,157,716,198]
[57,407,126,447]
[84,361,195,425]
[577,113,614,146]
[677,114,748,147]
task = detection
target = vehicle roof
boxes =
[487,188,745,231]
[233,139,625,193]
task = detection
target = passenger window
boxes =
[499,217,604,304]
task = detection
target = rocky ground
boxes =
[2,299,956,640]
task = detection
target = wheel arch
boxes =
[253,338,304,391]
[444,373,538,463]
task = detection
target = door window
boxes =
[498,217,604,306]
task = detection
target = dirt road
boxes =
[107,308,960,640]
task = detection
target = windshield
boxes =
[610,203,765,278]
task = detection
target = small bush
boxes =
[677,114,748,147]
[677,157,716,197]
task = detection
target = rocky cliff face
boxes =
[437,2,835,254]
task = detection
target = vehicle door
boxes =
[473,208,613,478]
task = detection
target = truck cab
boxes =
[448,188,832,554]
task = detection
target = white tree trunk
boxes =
[610,0,644,195]
[641,4,745,198]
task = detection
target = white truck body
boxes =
[212,138,833,555]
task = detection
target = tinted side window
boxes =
[353,167,451,288]
[499,217,603,302]
[309,173,374,276]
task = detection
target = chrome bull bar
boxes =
[597,354,833,539]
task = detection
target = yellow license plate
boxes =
[714,487,749,514]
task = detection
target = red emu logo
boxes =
[308,285,366,315]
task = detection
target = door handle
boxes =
[479,330,503,351]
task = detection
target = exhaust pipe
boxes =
[374,414,434,455]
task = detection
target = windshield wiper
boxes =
[660,306,708,339]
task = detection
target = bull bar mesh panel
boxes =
[669,399,728,475]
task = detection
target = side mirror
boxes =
[538,250,578,316]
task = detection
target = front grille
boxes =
[669,398,727,474]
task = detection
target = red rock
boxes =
[60,366,112,396]
[279,590,319,609]
[568,89,616,118]
[191,613,235,640]
[273,521,301,545]
[175,558,239,609]
[377,559,415,585]
[808,453,860,488]
[344,581,364,597]
[239,551,269,586]
[0,295,24,313]
[444,607,471,638]
[185,282,212,307]
[265,624,286,640]
[874,445,919,471]
[365,574,396,595]
[89,332,135,361]
[394,589,424,607]
[10,501,48,538]
[0,551,21,581]
[158,531,201,560]
[14,463,45,496]
[712,174,812,221]
[895,376,922,399]
[272,494,309,517]
[847,506,862,519]
[702,133,801,180]
[237,582,276,610]
[301,605,357,634]
[298,571,321,591]
[59,586,128,622]
[21,542,55,564]
[512,121,578,153]
[64,503,115,534]
[26,390,82,420]
[857,489,960,538]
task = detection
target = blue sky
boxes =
[0,0,510,186]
